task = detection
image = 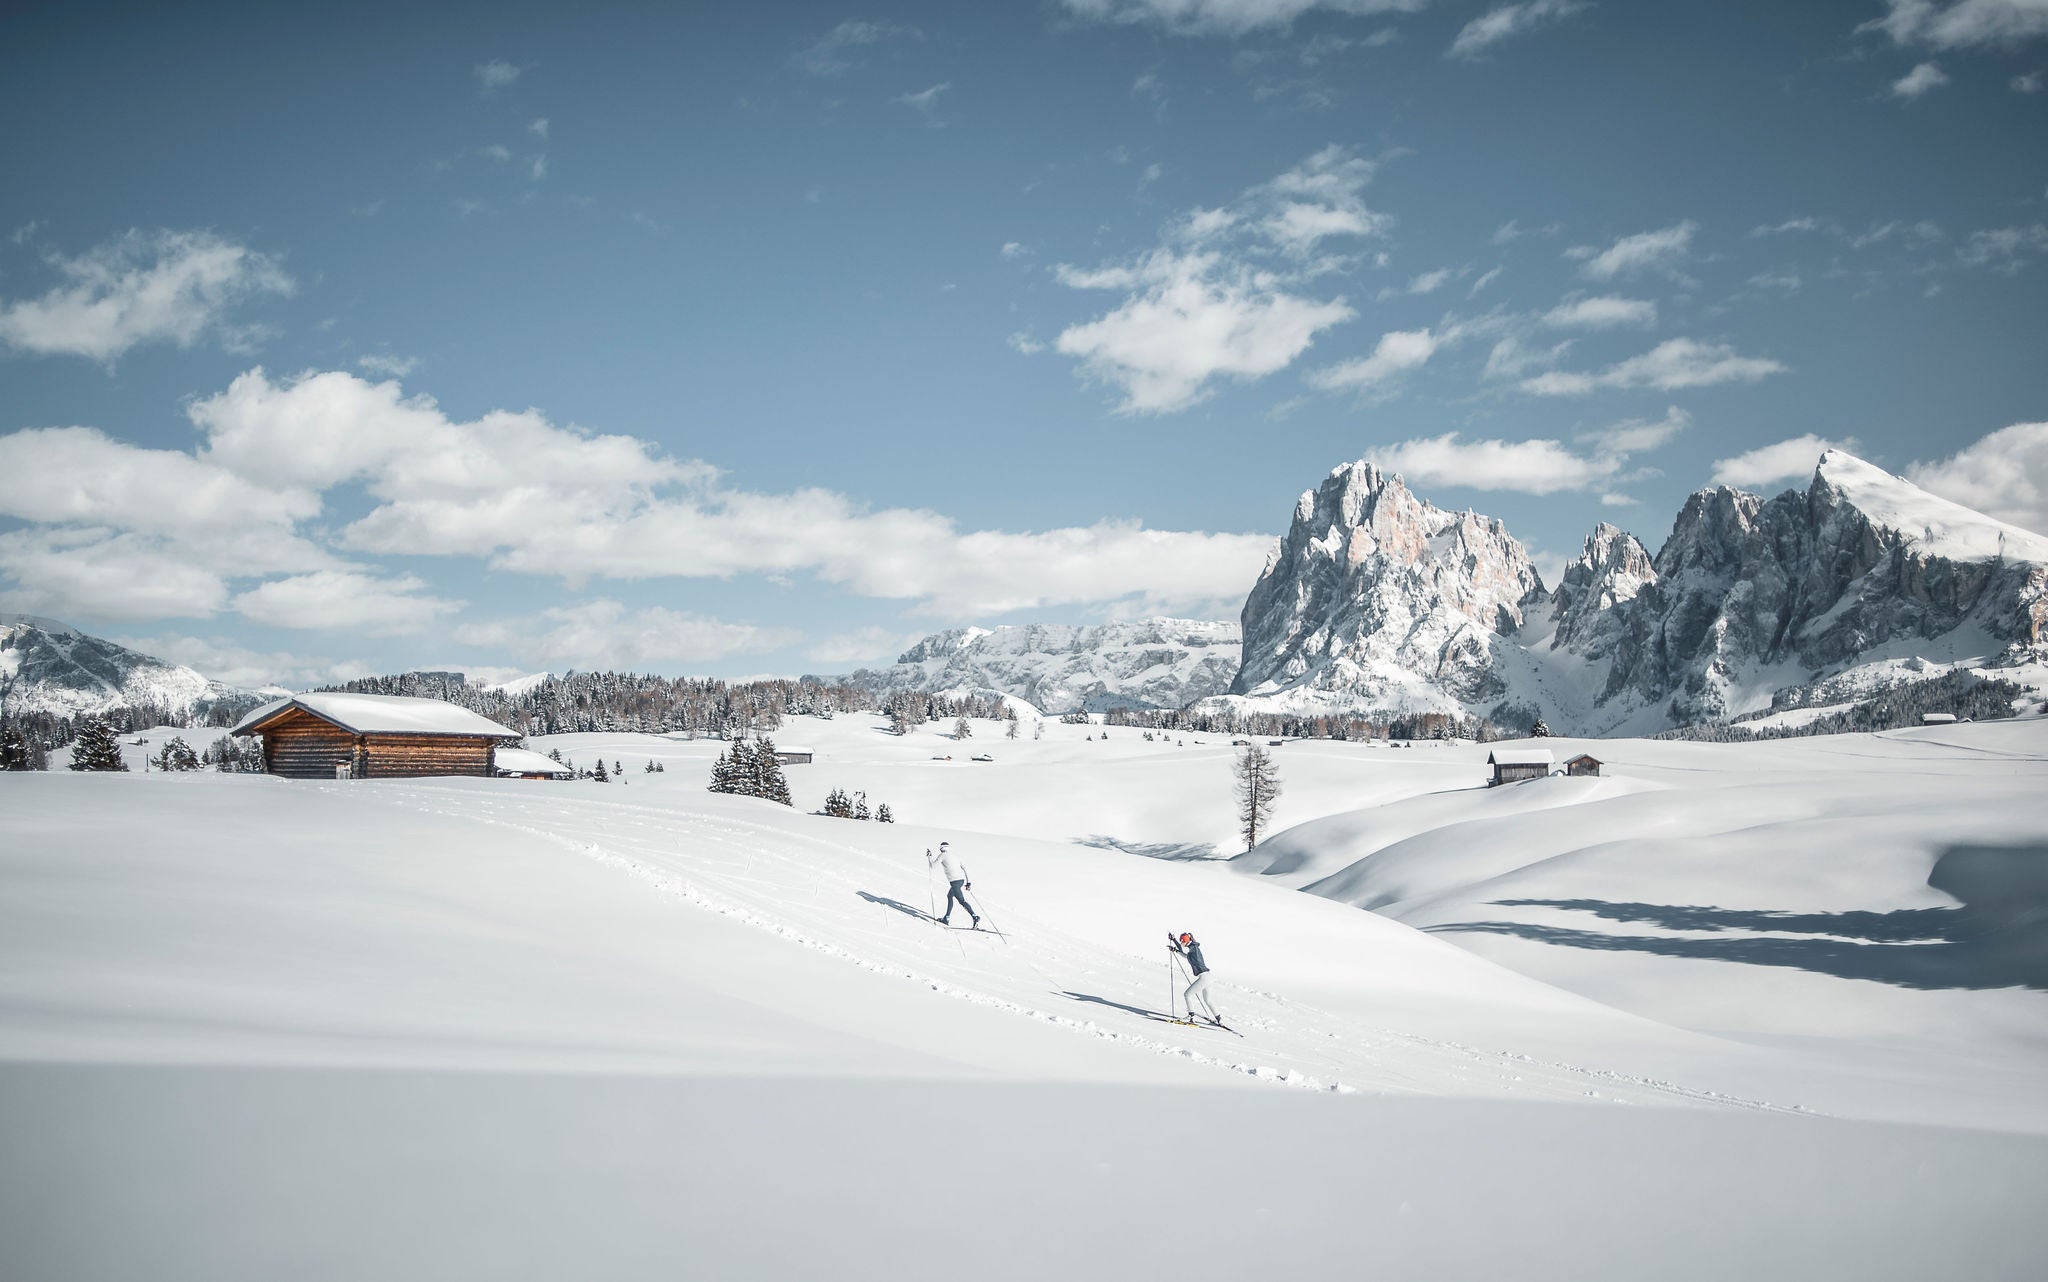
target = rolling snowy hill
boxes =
[4,713,2046,1278]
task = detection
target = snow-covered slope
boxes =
[1219,450,2048,733]
[5,716,2046,1279]
[0,615,262,720]
[834,618,1241,712]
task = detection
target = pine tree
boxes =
[823,787,853,818]
[1233,744,1282,851]
[0,725,34,771]
[876,802,893,824]
[548,747,564,762]
[645,759,656,773]
[853,791,870,821]
[614,760,623,777]
[593,758,610,783]
[156,736,201,772]
[954,716,971,739]
[1531,717,1552,738]
[655,761,665,773]
[68,717,128,772]
[753,738,793,806]
[1006,717,1019,740]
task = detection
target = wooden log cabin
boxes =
[1486,748,1555,787]
[231,692,523,779]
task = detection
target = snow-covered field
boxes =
[5,714,2046,1279]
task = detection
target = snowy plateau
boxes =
[6,713,2048,1280]
[832,618,1242,712]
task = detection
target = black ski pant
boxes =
[942,879,977,922]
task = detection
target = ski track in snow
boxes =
[358,782,1803,1113]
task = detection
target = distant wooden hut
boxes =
[493,747,575,780]
[231,692,521,779]
[1487,748,1555,787]
[1563,753,1602,777]
[1921,713,1958,726]
[774,746,814,765]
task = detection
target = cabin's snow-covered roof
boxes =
[493,747,574,775]
[1488,749,1555,767]
[233,692,521,739]
[772,745,815,755]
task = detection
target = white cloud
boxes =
[1364,433,1618,494]
[1376,266,1458,300]
[1448,0,1588,59]
[110,633,372,691]
[2016,70,2046,90]
[474,60,524,92]
[5,368,1278,627]
[233,570,460,636]
[1523,338,1786,395]
[1060,1,1426,37]
[457,600,795,670]
[1543,295,1658,328]
[0,229,293,362]
[480,144,512,162]
[1307,327,1438,393]
[1007,332,1045,354]
[528,155,548,182]
[1710,434,1856,489]
[1053,249,1355,412]
[1581,405,1691,454]
[1468,265,1504,296]
[1482,333,1572,380]
[1907,421,2048,534]
[805,626,928,667]
[1861,1,2048,49]
[0,528,230,623]
[356,353,420,378]
[529,117,550,137]
[1957,223,2048,270]
[1749,217,1825,237]
[1000,241,1030,259]
[1569,221,1697,281]
[896,81,951,112]
[1047,147,1386,411]
[793,20,921,75]
[1891,60,1951,97]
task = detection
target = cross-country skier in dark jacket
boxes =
[1169,931,1220,1024]
[928,841,979,928]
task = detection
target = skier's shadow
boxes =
[856,891,937,923]
[1062,991,1179,1024]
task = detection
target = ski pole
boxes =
[1167,950,1177,1022]
[924,848,937,920]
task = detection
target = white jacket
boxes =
[930,848,967,882]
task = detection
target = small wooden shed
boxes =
[774,745,815,765]
[1921,713,1958,726]
[493,747,576,780]
[1487,748,1555,787]
[232,692,521,779]
[1563,753,1602,777]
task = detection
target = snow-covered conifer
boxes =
[68,717,128,772]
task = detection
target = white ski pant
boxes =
[1183,973,1218,1020]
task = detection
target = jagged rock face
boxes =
[1550,522,1658,657]
[0,615,261,719]
[1553,451,2048,725]
[836,618,1241,713]
[1231,462,1546,708]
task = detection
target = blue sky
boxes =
[2,0,2044,688]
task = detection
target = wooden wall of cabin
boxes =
[360,735,497,778]
[257,713,362,779]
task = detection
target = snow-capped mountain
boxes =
[0,615,265,720]
[1228,461,1547,715]
[1215,450,2048,734]
[832,619,1242,713]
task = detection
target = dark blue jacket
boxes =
[1173,939,1209,975]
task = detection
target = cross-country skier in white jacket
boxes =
[928,841,979,928]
